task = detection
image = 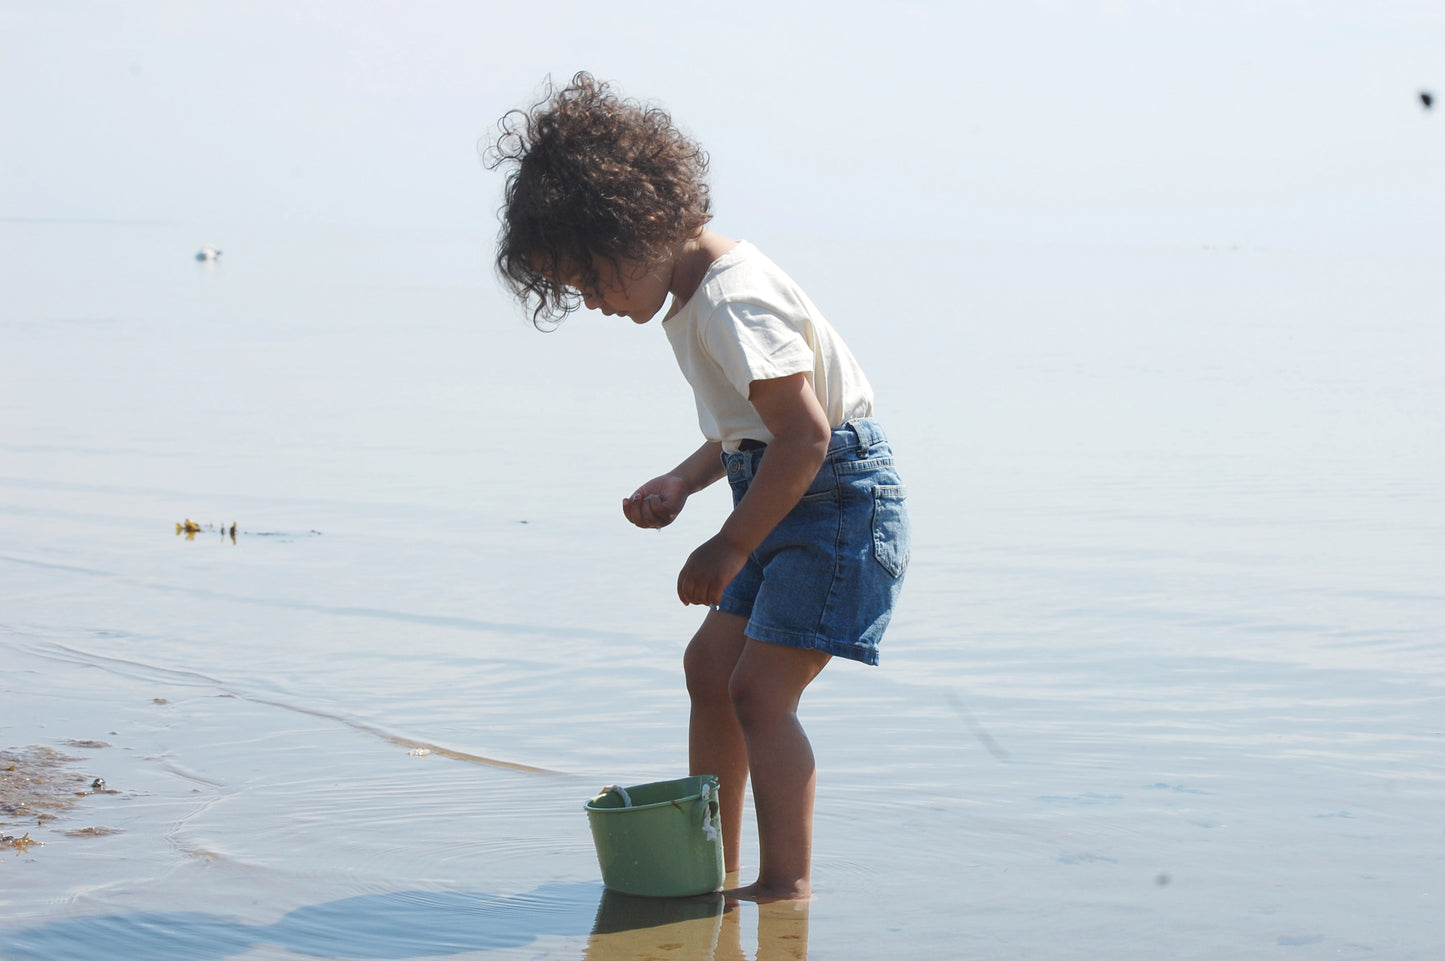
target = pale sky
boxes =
[2,1,1441,251]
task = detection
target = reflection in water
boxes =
[1,883,809,961]
[585,891,725,960]
[584,891,809,961]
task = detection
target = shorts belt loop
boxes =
[851,418,887,457]
[849,418,871,457]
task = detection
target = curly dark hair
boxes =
[485,72,712,327]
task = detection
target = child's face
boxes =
[565,255,672,325]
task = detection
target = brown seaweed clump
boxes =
[3,832,40,852]
[2,745,107,852]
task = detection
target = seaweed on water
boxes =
[175,519,238,542]
[3,832,40,852]
[1,746,114,851]
[1,746,87,820]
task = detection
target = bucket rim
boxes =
[584,775,717,814]
[585,790,711,814]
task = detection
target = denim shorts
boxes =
[716,418,909,665]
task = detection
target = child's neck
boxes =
[667,230,736,305]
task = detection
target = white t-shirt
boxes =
[662,242,874,452]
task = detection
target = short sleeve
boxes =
[698,303,816,399]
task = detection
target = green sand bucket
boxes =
[585,775,724,897]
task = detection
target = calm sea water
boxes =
[2,219,1442,959]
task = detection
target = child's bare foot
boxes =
[722,879,812,903]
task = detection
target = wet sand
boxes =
[2,221,1442,959]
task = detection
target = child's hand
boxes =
[677,533,749,607]
[623,474,689,529]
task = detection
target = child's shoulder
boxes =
[697,242,804,306]
[672,243,819,343]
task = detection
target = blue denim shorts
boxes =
[716,418,909,665]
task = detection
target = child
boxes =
[487,73,909,901]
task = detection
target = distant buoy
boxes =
[195,244,221,262]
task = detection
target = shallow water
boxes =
[2,220,1442,959]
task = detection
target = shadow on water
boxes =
[0,884,810,960]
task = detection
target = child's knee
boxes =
[684,637,730,702]
[726,671,784,731]
[726,643,828,730]
[684,612,749,702]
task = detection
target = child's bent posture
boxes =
[488,73,909,901]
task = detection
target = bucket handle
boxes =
[599,784,633,807]
[696,782,720,843]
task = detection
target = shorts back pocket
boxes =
[871,485,911,578]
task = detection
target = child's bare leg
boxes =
[726,639,830,901]
[683,609,750,873]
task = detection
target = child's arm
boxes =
[623,440,726,530]
[676,371,831,607]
